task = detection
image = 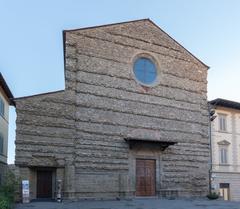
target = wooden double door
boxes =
[37,170,53,199]
[136,159,156,196]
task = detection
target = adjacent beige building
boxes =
[210,98,240,201]
[0,73,14,184]
[14,19,209,200]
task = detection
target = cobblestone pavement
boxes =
[15,199,240,209]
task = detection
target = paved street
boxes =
[15,199,240,209]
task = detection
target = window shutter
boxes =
[220,147,228,164]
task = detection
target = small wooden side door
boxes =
[136,159,156,196]
[37,170,52,198]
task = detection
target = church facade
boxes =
[14,19,209,200]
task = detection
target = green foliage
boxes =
[206,192,219,200]
[0,194,10,209]
[0,170,19,209]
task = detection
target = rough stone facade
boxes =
[15,19,209,200]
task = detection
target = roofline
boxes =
[209,98,240,110]
[63,18,150,33]
[0,73,15,106]
[62,19,150,76]
[13,90,64,101]
[146,19,210,69]
[62,18,209,69]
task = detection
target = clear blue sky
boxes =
[1,0,240,164]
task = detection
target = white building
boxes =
[0,72,14,185]
[210,98,240,201]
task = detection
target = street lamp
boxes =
[208,103,217,194]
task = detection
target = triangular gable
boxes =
[63,19,208,69]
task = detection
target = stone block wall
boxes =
[15,19,209,199]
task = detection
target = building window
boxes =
[0,134,3,155]
[133,57,157,86]
[220,147,228,164]
[0,97,4,117]
[219,114,227,131]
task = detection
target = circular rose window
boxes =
[133,57,157,86]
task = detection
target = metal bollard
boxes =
[56,179,62,202]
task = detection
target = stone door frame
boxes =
[129,148,163,197]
